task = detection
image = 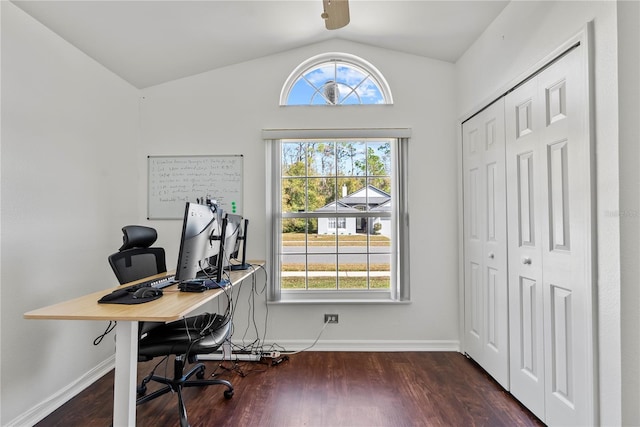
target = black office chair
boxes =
[108,225,234,427]
[108,225,167,285]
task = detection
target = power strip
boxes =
[263,351,281,358]
[199,352,262,362]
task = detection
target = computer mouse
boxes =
[132,287,162,299]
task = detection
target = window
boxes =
[280,52,393,106]
[327,217,347,230]
[265,129,410,303]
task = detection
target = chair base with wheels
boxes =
[137,356,233,427]
[135,312,234,427]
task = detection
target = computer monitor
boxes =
[174,202,220,282]
[228,218,250,271]
[198,216,228,286]
[218,214,242,268]
[214,213,243,270]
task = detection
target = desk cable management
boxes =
[217,263,331,370]
[94,263,330,372]
[92,267,234,347]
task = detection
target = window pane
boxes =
[371,238,392,258]
[338,253,368,289]
[282,177,307,213]
[336,64,366,86]
[369,176,391,195]
[281,218,307,290]
[339,180,367,213]
[307,177,329,211]
[308,254,337,290]
[305,64,335,87]
[337,142,366,176]
[358,77,384,105]
[281,217,306,237]
[287,79,316,106]
[371,215,391,237]
[371,265,391,289]
[306,64,336,105]
[312,141,336,177]
[337,177,365,204]
[308,229,335,254]
[337,232,367,253]
[282,275,306,289]
[340,89,360,105]
[282,142,307,176]
[363,179,391,212]
[367,141,392,176]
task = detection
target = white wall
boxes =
[455,1,628,425]
[139,39,460,349]
[1,3,140,424]
[617,1,640,425]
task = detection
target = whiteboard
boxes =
[147,155,243,219]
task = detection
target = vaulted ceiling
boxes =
[12,0,509,89]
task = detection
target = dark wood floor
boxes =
[36,352,544,427]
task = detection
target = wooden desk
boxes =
[24,262,264,427]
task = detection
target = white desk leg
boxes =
[113,320,138,427]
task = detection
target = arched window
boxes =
[280,52,393,106]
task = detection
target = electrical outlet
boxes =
[324,314,339,324]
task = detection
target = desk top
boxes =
[24,262,264,322]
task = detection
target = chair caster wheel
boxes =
[224,389,234,399]
[137,385,147,395]
[196,369,205,379]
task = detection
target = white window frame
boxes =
[264,128,411,303]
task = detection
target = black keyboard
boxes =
[126,275,176,291]
[98,275,176,303]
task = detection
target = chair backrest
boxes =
[107,226,169,342]
[108,225,167,285]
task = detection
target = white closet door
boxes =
[506,47,594,426]
[538,46,593,427]
[506,73,546,420]
[463,99,509,389]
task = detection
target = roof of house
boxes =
[315,201,362,213]
[316,185,391,212]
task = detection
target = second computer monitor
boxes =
[228,218,249,270]
[220,213,243,269]
[174,202,219,282]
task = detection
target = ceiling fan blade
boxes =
[322,0,350,30]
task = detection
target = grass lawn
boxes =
[282,263,389,271]
[282,233,390,246]
[282,276,390,289]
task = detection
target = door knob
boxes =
[488,252,495,259]
[522,257,532,265]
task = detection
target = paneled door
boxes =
[506,46,594,426]
[463,98,509,389]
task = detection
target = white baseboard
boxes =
[197,339,461,361]
[263,339,460,353]
[6,355,115,427]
